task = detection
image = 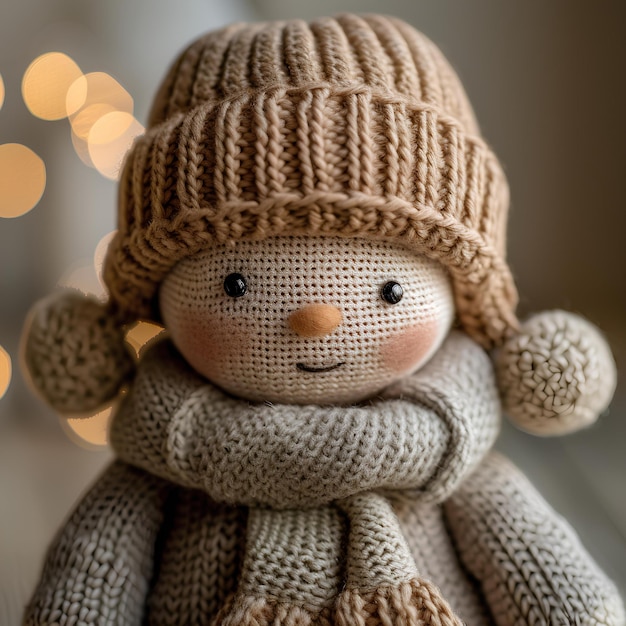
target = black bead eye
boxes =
[381,281,403,304]
[223,273,247,298]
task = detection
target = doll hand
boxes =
[21,290,135,415]
[494,310,616,435]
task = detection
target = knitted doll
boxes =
[22,14,624,626]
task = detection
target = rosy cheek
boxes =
[173,314,250,382]
[381,321,441,375]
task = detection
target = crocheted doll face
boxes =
[159,236,455,404]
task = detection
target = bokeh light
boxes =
[94,230,117,289]
[57,261,105,298]
[70,103,117,140]
[88,112,144,180]
[67,72,133,136]
[88,110,134,144]
[70,129,94,168]
[125,321,165,358]
[67,72,133,115]
[22,52,83,120]
[0,73,5,111]
[0,345,12,400]
[63,404,113,449]
[0,143,46,218]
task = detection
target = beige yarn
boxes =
[21,290,134,414]
[495,310,617,435]
[103,14,518,348]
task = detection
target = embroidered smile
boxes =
[296,362,345,373]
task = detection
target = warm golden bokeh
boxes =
[22,52,83,120]
[0,143,46,218]
[70,103,117,140]
[67,72,133,132]
[65,72,136,174]
[0,73,5,111]
[125,321,165,358]
[63,73,88,117]
[70,128,94,168]
[0,345,11,400]
[64,404,113,448]
[57,261,105,298]
[88,110,134,144]
[67,72,133,113]
[94,230,117,289]
[88,112,144,180]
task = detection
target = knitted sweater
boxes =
[24,333,625,625]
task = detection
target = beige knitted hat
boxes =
[22,14,617,437]
[103,13,518,348]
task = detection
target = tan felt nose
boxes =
[288,304,343,338]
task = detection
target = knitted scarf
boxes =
[110,331,501,625]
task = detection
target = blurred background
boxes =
[0,0,624,622]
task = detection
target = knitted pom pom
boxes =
[22,290,135,415]
[494,310,616,436]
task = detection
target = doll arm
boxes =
[443,451,625,626]
[23,460,172,626]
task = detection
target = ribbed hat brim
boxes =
[104,84,517,347]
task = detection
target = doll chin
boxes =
[196,334,451,406]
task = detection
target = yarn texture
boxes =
[22,13,624,626]
[159,236,455,405]
[22,290,134,414]
[495,310,617,435]
[103,14,518,349]
[24,333,624,625]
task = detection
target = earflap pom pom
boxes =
[494,310,617,436]
[21,290,135,415]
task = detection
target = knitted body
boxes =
[24,334,624,625]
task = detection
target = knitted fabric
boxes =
[109,332,500,510]
[23,461,171,626]
[102,14,518,348]
[495,310,618,435]
[24,333,625,625]
[159,236,455,405]
[445,453,626,625]
[22,291,135,414]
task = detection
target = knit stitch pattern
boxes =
[22,13,625,626]
[103,14,518,348]
[110,332,497,509]
[444,453,626,625]
[23,462,172,626]
[23,291,134,414]
[159,236,454,405]
[495,310,618,435]
[24,333,624,625]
